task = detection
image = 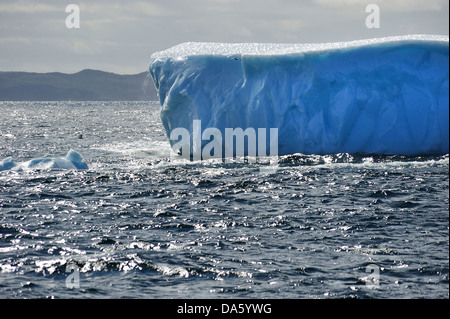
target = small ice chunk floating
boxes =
[0,150,88,171]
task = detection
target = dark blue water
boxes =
[0,101,448,299]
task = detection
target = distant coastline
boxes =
[0,69,158,101]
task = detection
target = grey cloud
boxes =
[0,0,448,74]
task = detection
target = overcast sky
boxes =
[0,0,448,74]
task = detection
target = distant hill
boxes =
[0,69,158,101]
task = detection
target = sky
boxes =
[0,0,448,74]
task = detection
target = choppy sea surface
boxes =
[0,101,448,299]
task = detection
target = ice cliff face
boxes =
[149,35,449,156]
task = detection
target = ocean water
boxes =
[0,101,448,299]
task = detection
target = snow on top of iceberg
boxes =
[150,35,449,62]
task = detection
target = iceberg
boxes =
[149,35,449,157]
[0,150,88,171]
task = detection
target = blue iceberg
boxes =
[149,35,449,156]
[0,150,88,171]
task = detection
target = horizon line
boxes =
[0,68,150,76]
